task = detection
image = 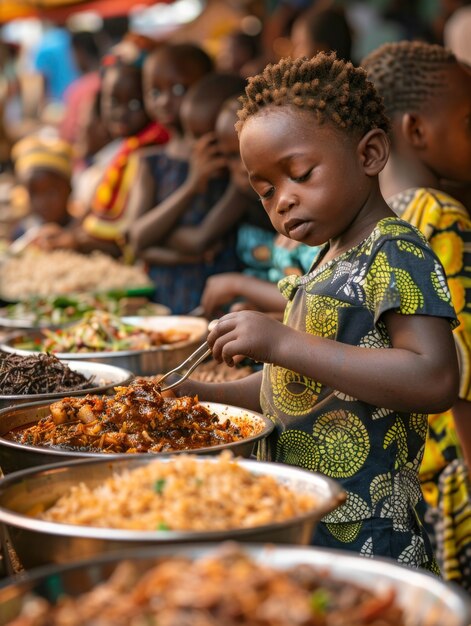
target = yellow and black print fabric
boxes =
[260,217,456,570]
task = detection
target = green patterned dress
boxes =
[259,217,457,570]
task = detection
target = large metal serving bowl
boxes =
[0,457,345,568]
[0,544,468,626]
[0,316,209,376]
[0,360,133,411]
[0,401,275,474]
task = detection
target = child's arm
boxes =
[140,246,206,266]
[169,370,263,412]
[165,184,249,254]
[207,310,459,414]
[201,273,286,316]
[128,133,226,254]
[124,156,159,224]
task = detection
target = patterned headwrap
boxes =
[12,135,73,180]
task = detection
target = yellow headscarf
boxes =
[12,135,73,180]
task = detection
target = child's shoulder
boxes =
[370,215,429,248]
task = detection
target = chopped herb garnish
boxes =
[157,521,170,531]
[310,589,330,615]
[153,478,166,494]
[195,478,203,486]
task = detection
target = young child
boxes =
[10,134,74,247]
[71,87,114,217]
[127,42,214,223]
[198,96,317,317]
[362,41,471,589]
[128,70,246,314]
[170,53,459,570]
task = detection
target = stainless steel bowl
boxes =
[0,360,133,411]
[0,544,468,626]
[0,457,345,568]
[0,316,209,376]
[0,401,275,474]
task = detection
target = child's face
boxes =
[418,63,471,183]
[25,170,70,225]
[143,52,200,130]
[239,107,370,247]
[216,108,253,196]
[101,66,150,138]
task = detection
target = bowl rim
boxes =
[0,360,134,402]
[0,542,469,623]
[0,316,209,359]
[0,399,276,460]
[0,455,346,541]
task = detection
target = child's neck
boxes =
[380,150,440,201]
[166,133,191,160]
[321,185,393,266]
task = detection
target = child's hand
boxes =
[208,311,288,366]
[201,273,241,316]
[187,132,227,192]
[31,224,76,251]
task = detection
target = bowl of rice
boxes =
[0,453,346,568]
[0,543,468,626]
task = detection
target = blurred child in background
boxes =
[11,134,73,246]
[363,41,471,590]
[290,6,353,62]
[128,60,245,313]
[126,43,214,224]
[71,87,113,217]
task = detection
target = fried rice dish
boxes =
[38,452,315,531]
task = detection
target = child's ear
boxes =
[357,128,389,176]
[401,112,427,149]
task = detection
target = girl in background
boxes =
[129,70,245,313]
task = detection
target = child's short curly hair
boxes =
[236,52,390,136]
[361,41,456,118]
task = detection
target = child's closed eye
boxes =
[258,186,275,200]
[291,168,313,183]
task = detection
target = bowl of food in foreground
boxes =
[0,543,468,626]
[0,378,275,473]
[0,312,209,375]
[0,352,133,411]
[0,453,345,568]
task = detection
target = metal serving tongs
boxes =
[158,320,217,392]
